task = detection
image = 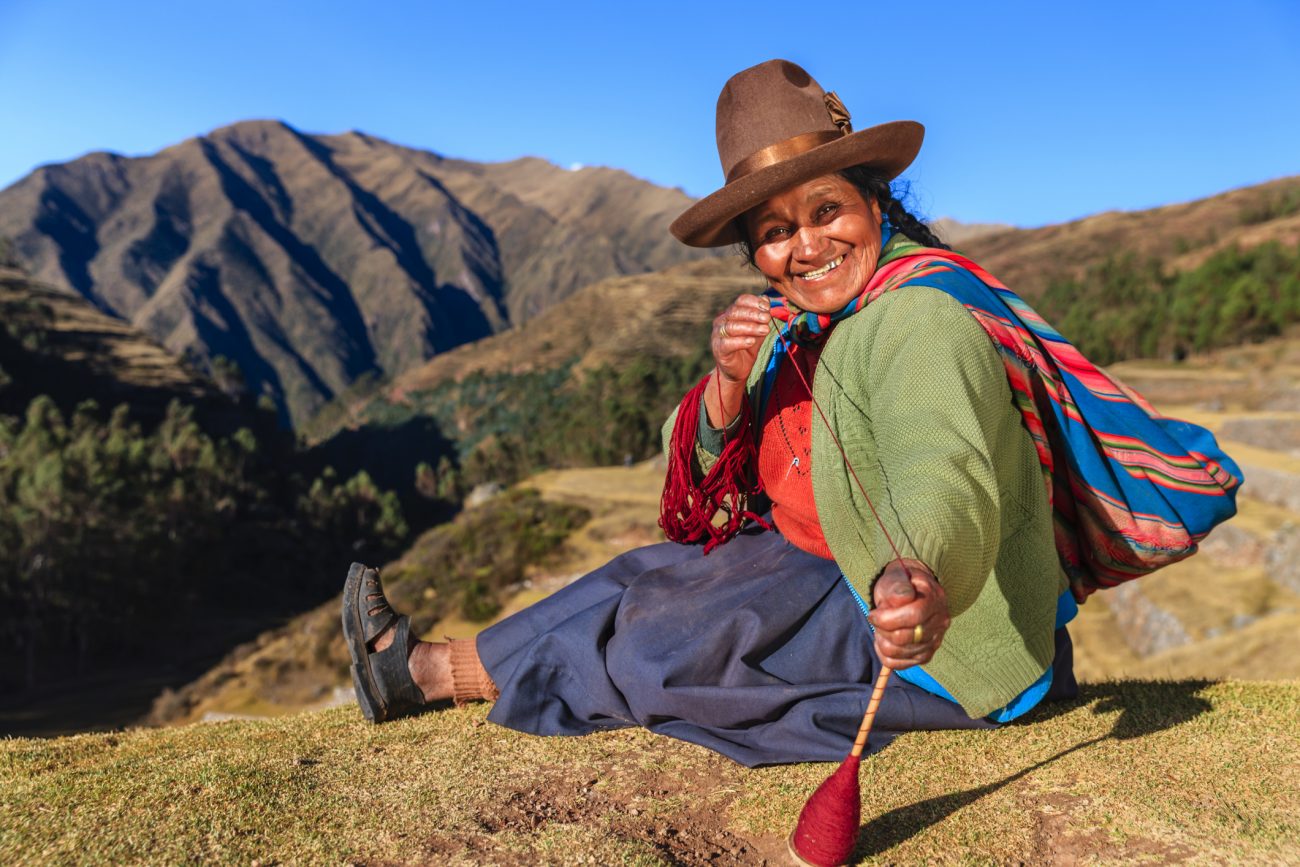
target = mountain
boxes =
[0,121,715,425]
[337,176,1300,416]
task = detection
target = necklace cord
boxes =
[713,364,730,447]
[769,321,911,575]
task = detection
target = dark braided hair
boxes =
[735,162,949,265]
[838,164,950,251]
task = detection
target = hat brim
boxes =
[670,120,924,248]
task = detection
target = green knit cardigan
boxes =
[661,242,1068,718]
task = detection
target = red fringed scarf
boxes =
[659,374,769,552]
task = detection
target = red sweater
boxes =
[758,344,833,559]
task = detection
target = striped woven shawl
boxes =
[864,244,1242,599]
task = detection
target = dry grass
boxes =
[1136,557,1299,641]
[1223,496,1299,540]
[2,681,1296,865]
[526,461,669,572]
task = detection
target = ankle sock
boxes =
[447,637,500,706]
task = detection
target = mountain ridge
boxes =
[0,121,718,425]
[334,175,1300,430]
[957,175,1300,296]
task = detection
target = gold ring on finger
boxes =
[912,624,924,645]
[720,321,730,338]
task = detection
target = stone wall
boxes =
[1102,581,1193,657]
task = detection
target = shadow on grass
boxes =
[851,680,1214,859]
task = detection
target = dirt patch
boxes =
[422,762,784,865]
[1029,786,1194,865]
[1030,789,1110,865]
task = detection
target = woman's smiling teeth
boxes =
[796,255,845,281]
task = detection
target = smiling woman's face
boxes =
[743,174,883,314]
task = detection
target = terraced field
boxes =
[1080,336,1300,680]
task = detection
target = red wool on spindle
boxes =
[788,754,862,866]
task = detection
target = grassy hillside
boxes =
[2,681,1296,865]
[960,175,1300,298]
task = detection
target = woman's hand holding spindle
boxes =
[868,559,950,670]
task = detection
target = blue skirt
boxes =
[479,525,1069,767]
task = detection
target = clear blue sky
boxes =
[1,0,1297,227]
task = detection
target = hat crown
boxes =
[670,59,921,247]
[715,60,841,178]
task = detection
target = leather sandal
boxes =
[341,562,427,723]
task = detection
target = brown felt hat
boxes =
[670,59,923,248]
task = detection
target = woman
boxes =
[341,60,1160,767]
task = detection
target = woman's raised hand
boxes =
[712,293,772,384]
[705,294,772,428]
[868,559,950,670]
